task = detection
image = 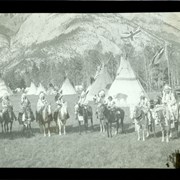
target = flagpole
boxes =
[165,41,171,86]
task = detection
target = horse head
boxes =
[133,106,143,120]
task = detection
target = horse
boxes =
[100,104,125,138]
[0,110,4,133]
[154,95,179,142]
[75,103,93,135]
[36,104,53,137]
[18,106,35,135]
[54,102,70,135]
[154,105,172,142]
[96,104,106,133]
[2,106,17,133]
[133,106,148,141]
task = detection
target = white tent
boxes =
[0,78,12,98]
[60,78,77,95]
[108,56,148,118]
[84,65,112,103]
[26,82,37,95]
[36,83,47,95]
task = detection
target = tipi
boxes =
[36,83,47,95]
[108,56,148,117]
[0,78,12,98]
[84,64,112,103]
[26,82,37,95]
[59,78,77,95]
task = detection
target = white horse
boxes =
[56,102,69,135]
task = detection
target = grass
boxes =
[0,94,179,168]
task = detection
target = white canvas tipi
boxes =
[84,64,112,103]
[108,56,148,117]
[60,78,77,95]
[0,78,12,98]
[26,82,37,95]
[36,83,47,95]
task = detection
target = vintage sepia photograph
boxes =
[0,13,180,168]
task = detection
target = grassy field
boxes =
[0,94,179,168]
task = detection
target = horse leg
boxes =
[110,122,112,138]
[91,117,94,131]
[43,125,46,137]
[79,121,81,135]
[100,120,102,133]
[106,122,109,138]
[121,118,124,134]
[116,120,119,135]
[166,129,170,143]
[142,126,145,141]
[161,125,165,142]
[48,122,51,137]
[1,122,4,133]
[10,122,12,133]
[137,126,140,141]
[63,122,66,135]
[58,119,62,136]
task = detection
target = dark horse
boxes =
[100,103,125,138]
[36,104,53,137]
[1,106,17,133]
[75,103,93,134]
[18,106,35,135]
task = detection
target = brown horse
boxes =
[2,106,17,133]
[100,103,125,138]
[75,103,93,135]
[36,104,53,137]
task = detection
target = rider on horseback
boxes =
[138,92,150,126]
[19,93,32,123]
[2,93,12,118]
[37,91,48,113]
[162,84,178,124]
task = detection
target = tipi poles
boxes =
[165,42,171,86]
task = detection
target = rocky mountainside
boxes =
[0,13,180,90]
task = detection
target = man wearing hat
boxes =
[162,84,178,123]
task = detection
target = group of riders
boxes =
[0,89,67,128]
[1,82,179,135]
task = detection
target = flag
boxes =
[149,47,166,67]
